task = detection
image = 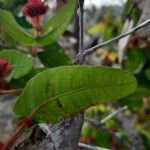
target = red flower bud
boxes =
[22,0,49,18]
[0,59,12,79]
[16,117,33,128]
[0,142,4,150]
[22,0,49,27]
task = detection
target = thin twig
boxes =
[78,143,111,150]
[84,106,128,142]
[77,0,84,54]
[76,18,150,64]
[100,106,128,124]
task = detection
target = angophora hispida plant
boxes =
[0,0,137,149]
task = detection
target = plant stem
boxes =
[100,106,128,124]
[76,18,150,64]
[77,0,84,56]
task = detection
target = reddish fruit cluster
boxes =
[111,139,119,150]
[0,142,4,150]
[0,59,12,90]
[128,35,139,49]
[22,0,49,17]
[22,0,49,27]
[0,59,12,79]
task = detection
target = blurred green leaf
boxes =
[10,68,39,88]
[124,47,146,73]
[103,26,114,41]
[140,130,150,150]
[122,0,139,22]
[94,130,111,147]
[0,0,76,46]
[145,68,150,81]
[36,0,76,46]
[11,67,49,88]
[14,66,137,124]
[0,8,35,46]
[118,88,150,109]
[82,124,111,148]
[88,23,106,35]
[0,29,17,48]
[81,122,91,137]
[38,42,73,67]
[136,72,150,89]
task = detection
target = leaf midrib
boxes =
[29,81,135,117]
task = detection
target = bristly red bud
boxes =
[0,142,4,150]
[16,117,33,128]
[22,0,49,18]
[0,59,12,79]
[22,0,49,28]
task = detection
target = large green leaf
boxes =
[36,0,76,46]
[0,9,35,46]
[38,42,73,67]
[0,50,33,80]
[13,66,137,124]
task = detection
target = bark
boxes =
[132,0,145,11]
[134,0,150,37]
[14,114,84,150]
[0,95,16,140]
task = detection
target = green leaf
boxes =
[0,50,33,80]
[136,72,150,89]
[140,130,150,150]
[0,28,17,48]
[13,66,137,124]
[145,68,150,80]
[11,67,49,88]
[10,68,39,88]
[36,0,76,46]
[124,47,146,73]
[0,0,76,46]
[0,9,35,46]
[38,42,73,67]
[82,123,111,148]
[118,88,150,109]
[88,23,106,35]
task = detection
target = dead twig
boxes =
[76,18,150,64]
